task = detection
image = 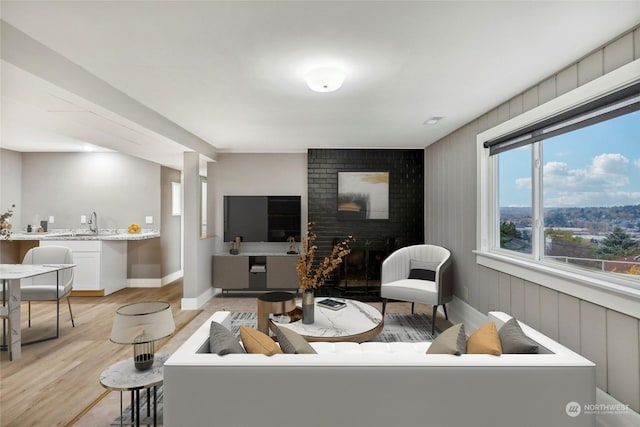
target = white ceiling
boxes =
[2,1,640,169]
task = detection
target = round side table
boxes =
[100,353,168,427]
[257,291,297,334]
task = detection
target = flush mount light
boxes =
[304,67,346,93]
[423,116,444,125]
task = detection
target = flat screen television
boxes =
[223,196,301,242]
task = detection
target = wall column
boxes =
[182,152,201,307]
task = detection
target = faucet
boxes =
[88,211,98,234]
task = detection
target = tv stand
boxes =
[212,254,298,291]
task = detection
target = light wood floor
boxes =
[0,283,449,427]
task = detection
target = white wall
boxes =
[0,149,22,229]
[210,153,307,252]
[20,152,160,229]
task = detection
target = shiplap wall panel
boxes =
[523,86,539,112]
[606,310,640,412]
[556,64,578,96]
[558,293,581,353]
[475,260,489,314]
[498,272,511,313]
[509,94,523,118]
[604,33,634,73]
[538,76,556,104]
[524,281,541,330]
[539,286,559,341]
[510,277,526,320]
[486,267,500,312]
[578,49,604,86]
[580,301,608,391]
[425,25,640,410]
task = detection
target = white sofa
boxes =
[164,311,595,427]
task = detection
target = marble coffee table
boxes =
[270,298,383,343]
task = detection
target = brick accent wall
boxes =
[307,149,424,272]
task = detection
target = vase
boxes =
[302,289,314,324]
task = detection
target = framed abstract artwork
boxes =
[337,171,389,220]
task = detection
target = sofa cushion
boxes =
[466,321,502,356]
[239,326,283,355]
[275,326,317,354]
[426,323,466,355]
[209,321,246,355]
[499,317,539,354]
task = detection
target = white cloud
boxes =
[515,177,531,190]
[515,153,637,207]
[634,158,640,168]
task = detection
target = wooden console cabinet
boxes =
[213,255,298,290]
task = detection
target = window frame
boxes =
[476,59,640,318]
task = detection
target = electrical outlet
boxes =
[80,215,87,224]
[463,286,469,300]
[48,216,55,224]
[145,216,153,224]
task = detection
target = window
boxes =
[479,66,640,293]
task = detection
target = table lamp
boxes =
[110,301,175,371]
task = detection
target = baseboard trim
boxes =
[596,388,640,427]
[447,296,487,332]
[181,287,221,310]
[126,270,184,288]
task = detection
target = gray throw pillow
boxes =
[209,321,246,355]
[275,326,317,354]
[498,317,539,354]
[426,323,466,355]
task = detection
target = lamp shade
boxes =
[110,301,175,344]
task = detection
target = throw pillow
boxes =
[239,326,283,355]
[426,323,466,355]
[498,317,539,354]
[408,268,436,281]
[209,321,246,355]
[466,321,502,356]
[275,326,317,354]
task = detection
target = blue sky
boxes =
[500,110,640,208]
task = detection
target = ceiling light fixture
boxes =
[423,116,444,125]
[304,67,346,93]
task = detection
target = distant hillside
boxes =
[500,205,640,232]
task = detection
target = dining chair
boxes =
[21,246,75,341]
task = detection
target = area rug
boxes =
[113,311,436,425]
[229,311,438,342]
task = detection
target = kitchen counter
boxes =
[8,229,159,241]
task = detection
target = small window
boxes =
[171,182,181,216]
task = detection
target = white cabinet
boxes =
[41,240,127,295]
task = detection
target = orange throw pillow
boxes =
[239,326,283,355]
[466,321,502,356]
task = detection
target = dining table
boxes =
[0,263,75,360]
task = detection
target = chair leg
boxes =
[431,305,438,335]
[28,301,31,328]
[381,299,387,316]
[443,304,448,320]
[411,302,415,314]
[67,296,75,327]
